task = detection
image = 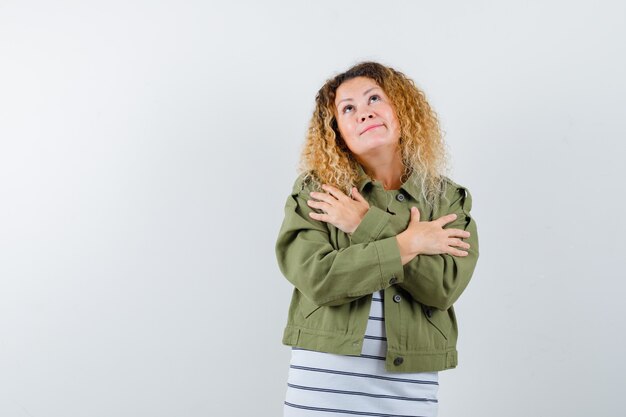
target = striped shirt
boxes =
[284,290,439,417]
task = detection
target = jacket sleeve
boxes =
[275,176,406,307]
[349,180,480,311]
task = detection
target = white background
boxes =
[1,1,625,416]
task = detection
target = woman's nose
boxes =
[358,112,374,122]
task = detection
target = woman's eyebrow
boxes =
[336,87,380,106]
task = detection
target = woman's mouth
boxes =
[361,123,384,135]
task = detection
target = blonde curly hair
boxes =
[298,61,451,209]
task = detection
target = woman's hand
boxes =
[396,207,471,265]
[307,184,370,234]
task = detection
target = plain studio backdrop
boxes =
[1,1,625,416]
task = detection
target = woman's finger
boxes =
[309,191,337,204]
[322,184,349,201]
[351,187,367,202]
[444,243,468,256]
[445,228,471,238]
[448,238,470,250]
[308,211,330,222]
[307,199,332,212]
[435,213,458,227]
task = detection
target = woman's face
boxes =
[333,76,401,160]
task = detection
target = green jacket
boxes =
[275,164,480,372]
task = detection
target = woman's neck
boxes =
[358,150,405,191]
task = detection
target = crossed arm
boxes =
[274,177,479,310]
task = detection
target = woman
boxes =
[275,61,479,417]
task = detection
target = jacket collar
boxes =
[355,162,423,201]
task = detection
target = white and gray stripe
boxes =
[284,290,439,417]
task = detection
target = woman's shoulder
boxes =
[289,171,320,196]
[439,175,473,212]
[442,175,470,194]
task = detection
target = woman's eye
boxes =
[342,105,354,114]
[369,94,380,103]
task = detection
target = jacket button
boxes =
[393,356,404,366]
[389,276,398,285]
[425,308,433,318]
[393,294,401,303]
[396,193,405,202]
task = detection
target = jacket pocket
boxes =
[423,305,451,340]
[300,294,322,319]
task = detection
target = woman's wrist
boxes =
[395,232,418,265]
